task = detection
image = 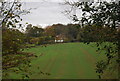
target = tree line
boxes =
[25,23,119,45]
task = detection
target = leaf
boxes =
[3,11,8,14]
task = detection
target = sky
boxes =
[20,0,117,28]
[20,0,74,28]
[20,0,102,28]
[3,0,118,28]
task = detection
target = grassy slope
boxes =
[8,42,106,79]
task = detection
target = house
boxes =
[55,34,64,43]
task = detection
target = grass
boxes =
[5,42,106,79]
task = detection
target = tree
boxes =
[0,0,29,28]
[45,25,56,37]
[1,0,33,79]
[2,28,25,55]
[66,24,80,41]
[26,25,44,37]
[64,1,120,28]
[64,1,120,79]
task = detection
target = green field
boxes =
[7,42,106,79]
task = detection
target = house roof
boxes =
[55,34,64,40]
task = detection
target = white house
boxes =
[55,35,64,43]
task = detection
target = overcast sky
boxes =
[20,0,74,28]
[20,0,99,28]
[19,0,117,28]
